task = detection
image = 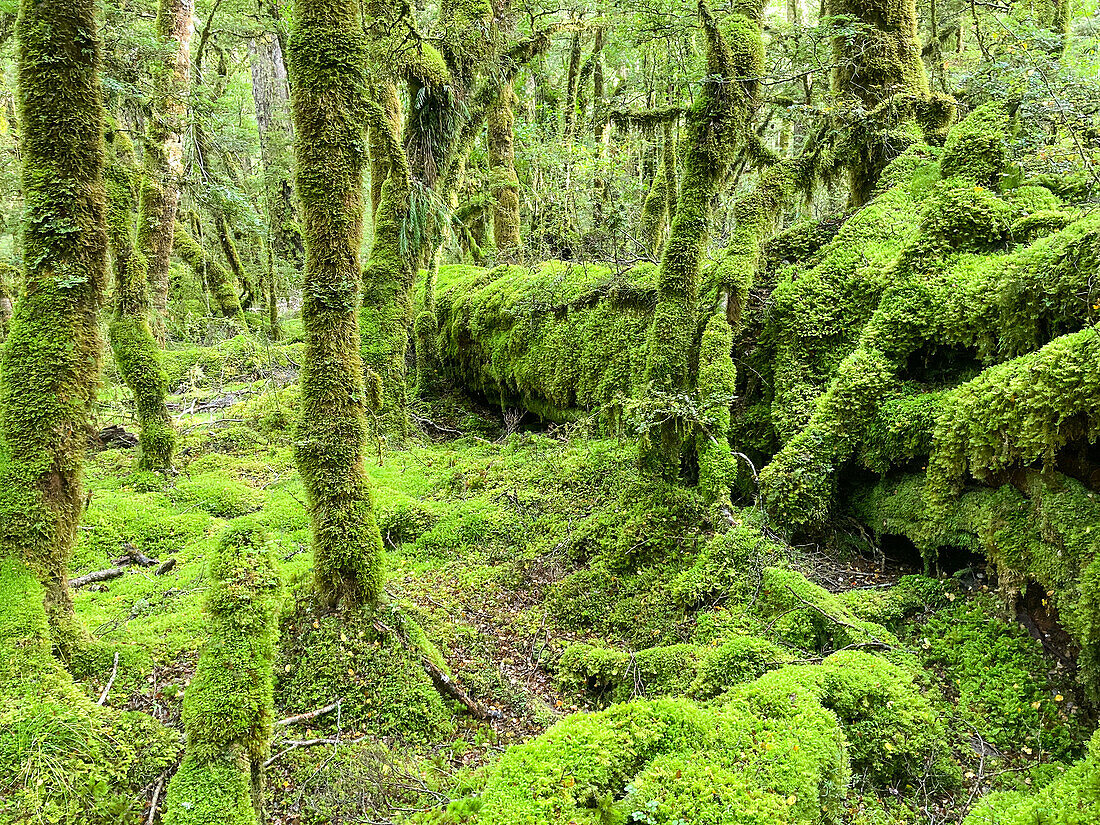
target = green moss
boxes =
[0,0,109,653]
[173,224,246,322]
[172,472,264,518]
[0,557,180,824]
[964,730,1100,825]
[641,1,764,477]
[289,0,386,611]
[828,0,929,107]
[275,596,451,739]
[940,103,1011,188]
[558,636,790,705]
[733,650,956,790]
[438,694,848,825]
[163,519,282,825]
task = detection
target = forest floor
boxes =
[66,330,1094,825]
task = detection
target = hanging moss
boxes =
[289,0,386,611]
[640,0,764,478]
[163,519,282,825]
[0,0,108,654]
[104,126,176,473]
[173,223,246,322]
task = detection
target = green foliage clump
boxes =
[173,472,264,518]
[939,103,1011,187]
[557,635,790,705]
[754,567,896,651]
[918,597,1086,758]
[964,729,1100,825]
[435,694,848,825]
[163,519,282,825]
[733,651,956,790]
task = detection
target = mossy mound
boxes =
[964,729,1100,825]
[0,557,179,825]
[428,650,950,824]
[275,596,453,740]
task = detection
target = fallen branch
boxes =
[274,699,341,728]
[98,651,120,705]
[374,619,501,721]
[71,567,127,588]
[155,558,177,576]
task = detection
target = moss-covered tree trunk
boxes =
[174,223,246,323]
[828,0,928,205]
[0,270,11,341]
[361,103,415,442]
[0,0,108,654]
[640,0,763,478]
[163,521,281,825]
[105,126,176,472]
[289,0,386,612]
[488,81,521,260]
[141,0,193,343]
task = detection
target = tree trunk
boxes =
[0,0,108,655]
[289,0,386,612]
[173,224,245,322]
[141,0,193,343]
[249,29,304,276]
[105,126,176,473]
[488,82,521,260]
[641,0,763,478]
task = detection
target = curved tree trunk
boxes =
[105,126,176,473]
[289,0,386,612]
[173,223,245,323]
[141,0,193,343]
[641,0,764,478]
[0,0,108,656]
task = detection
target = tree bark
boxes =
[0,0,108,655]
[249,30,303,277]
[488,82,521,260]
[105,126,176,473]
[140,0,193,343]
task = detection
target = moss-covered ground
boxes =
[9,321,1089,824]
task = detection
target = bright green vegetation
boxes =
[163,520,282,825]
[289,0,386,612]
[3,0,1099,820]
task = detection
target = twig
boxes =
[98,652,120,706]
[146,773,165,825]
[273,699,341,728]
